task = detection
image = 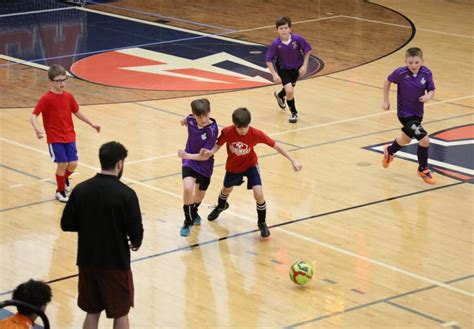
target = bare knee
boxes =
[419,137,430,147]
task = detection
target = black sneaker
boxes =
[289,112,298,123]
[274,91,286,110]
[258,222,271,238]
[207,202,229,221]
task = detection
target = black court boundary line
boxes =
[0,179,468,296]
[285,274,473,328]
[0,2,414,109]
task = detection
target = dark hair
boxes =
[276,16,291,28]
[12,280,52,315]
[406,47,423,58]
[191,98,210,116]
[48,65,67,80]
[99,141,128,170]
[232,107,251,127]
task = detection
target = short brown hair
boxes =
[232,107,251,127]
[406,47,423,58]
[276,16,291,28]
[48,65,66,80]
[190,98,210,116]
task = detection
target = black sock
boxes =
[256,202,266,224]
[287,98,297,113]
[388,139,402,155]
[217,191,228,209]
[417,145,429,171]
[193,202,201,218]
[278,88,286,99]
[183,204,193,226]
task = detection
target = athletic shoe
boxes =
[55,191,69,203]
[65,178,72,192]
[180,225,191,237]
[274,91,286,109]
[207,202,229,221]
[258,222,271,238]
[193,213,202,226]
[417,168,437,184]
[382,145,394,168]
[289,112,298,123]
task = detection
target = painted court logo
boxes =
[365,124,474,182]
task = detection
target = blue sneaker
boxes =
[193,213,202,226]
[180,225,191,237]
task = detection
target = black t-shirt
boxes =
[61,173,144,269]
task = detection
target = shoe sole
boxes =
[417,171,436,184]
[382,145,394,168]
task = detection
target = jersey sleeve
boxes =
[265,39,278,62]
[387,68,400,83]
[255,128,276,147]
[202,122,219,150]
[32,96,46,115]
[425,71,436,91]
[69,94,79,113]
[297,35,312,54]
[216,127,228,146]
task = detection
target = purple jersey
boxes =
[265,33,312,69]
[388,66,435,118]
[182,115,218,178]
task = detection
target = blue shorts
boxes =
[48,142,78,163]
[223,165,262,190]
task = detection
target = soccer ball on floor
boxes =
[289,260,313,285]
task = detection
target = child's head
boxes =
[48,65,68,92]
[12,279,52,316]
[405,47,424,75]
[232,107,251,135]
[276,16,291,39]
[191,98,211,126]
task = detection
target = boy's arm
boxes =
[419,90,435,103]
[30,114,44,139]
[382,79,392,111]
[178,143,221,161]
[298,51,311,76]
[73,111,101,132]
[266,61,281,84]
[273,143,302,172]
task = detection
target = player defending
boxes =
[202,107,302,238]
[266,16,312,123]
[381,47,436,184]
[31,65,100,202]
[177,99,219,237]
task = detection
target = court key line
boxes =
[0,136,472,298]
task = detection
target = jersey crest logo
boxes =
[229,141,251,156]
[421,77,426,85]
[201,133,207,140]
[364,124,473,182]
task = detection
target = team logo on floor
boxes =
[71,45,322,91]
[365,124,473,182]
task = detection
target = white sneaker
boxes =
[289,112,298,123]
[274,91,286,109]
[55,191,69,203]
[65,178,72,193]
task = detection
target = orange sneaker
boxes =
[417,168,437,184]
[382,145,394,168]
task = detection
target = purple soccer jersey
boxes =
[388,66,435,118]
[182,115,218,178]
[265,33,312,69]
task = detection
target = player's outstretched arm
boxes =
[382,80,391,111]
[73,111,101,132]
[273,143,302,172]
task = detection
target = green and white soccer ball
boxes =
[289,260,313,285]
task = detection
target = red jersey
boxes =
[217,125,275,173]
[0,313,34,329]
[32,91,79,143]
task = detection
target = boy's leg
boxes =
[181,176,196,236]
[83,313,101,329]
[284,83,298,123]
[207,187,232,221]
[113,315,129,329]
[192,184,206,225]
[65,160,78,192]
[55,162,69,202]
[417,136,436,184]
[383,133,411,168]
[252,185,270,238]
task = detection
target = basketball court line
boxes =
[340,15,474,39]
[0,136,472,298]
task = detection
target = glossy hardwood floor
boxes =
[0,0,472,328]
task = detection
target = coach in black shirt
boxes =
[61,141,143,329]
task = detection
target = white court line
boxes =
[270,95,474,137]
[0,55,73,75]
[340,15,474,39]
[9,178,52,188]
[1,136,473,298]
[0,7,75,18]
[126,153,177,165]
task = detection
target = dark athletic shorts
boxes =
[182,166,211,190]
[398,116,427,140]
[223,165,262,190]
[276,66,299,86]
[78,267,134,319]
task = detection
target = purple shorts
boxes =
[48,142,78,163]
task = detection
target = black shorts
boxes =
[223,165,262,190]
[182,166,211,190]
[78,267,134,319]
[398,116,428,140]
[276,66,300,86]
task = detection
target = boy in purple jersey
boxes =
[177,99,219,236]
[266,16,312,123]
[381,47,436,184]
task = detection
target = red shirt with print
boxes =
[32,91,79,143]
[217,125,276,173]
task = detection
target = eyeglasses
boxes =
[52,78,68,83]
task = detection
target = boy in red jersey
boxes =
[202,107,302,237]
[31,65,100,202]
